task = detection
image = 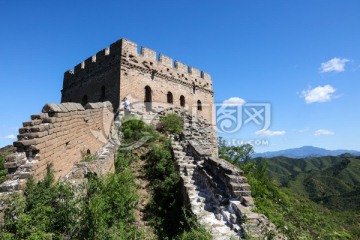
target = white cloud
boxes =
[222,97,246,106]
[297,128,309,133]
[314,129,335,136]
[255,129,286,136]
[301,85,336,103]
[3,134,16,139]
[320,58,350,73]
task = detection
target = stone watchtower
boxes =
[61,38,215,124]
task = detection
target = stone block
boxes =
[42,103,63,113]
[62,102,78,112]
[23,119,43,127]
[31,113,49,120]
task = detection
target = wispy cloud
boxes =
[222,97,246,106]
[255,129,286,136]
[301,85,336,103]
[297,128,309,133]
[320,58,350,73]
[2,134,16,139]
[314,129,335,136]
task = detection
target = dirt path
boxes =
[131,151,155,239]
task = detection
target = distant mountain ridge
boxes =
[252,146,360,158]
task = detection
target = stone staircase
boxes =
[173,141,244,239]
[172,140,282,239]
[123,106,282,239]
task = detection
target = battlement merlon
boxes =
[120,38,212,82]
[63,38,212,88]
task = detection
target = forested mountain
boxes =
[252,146,360,159]
[252,154,360,211]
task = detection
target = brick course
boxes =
[0,102,113,190]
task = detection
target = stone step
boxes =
[226,174,247,183]
[231,202,253,215]
[233,190,252,197]
[178,163,196,169]
[231,182,251,191]
[240,196,254,207]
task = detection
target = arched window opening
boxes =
[193,84,196,94]
[197,100,202,111]
[81,95,88,106]
[167,92,173,104]
[144,86,152,111]
[180,95,185,107]
[100,86,106,101]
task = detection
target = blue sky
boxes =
[0,1,359,152]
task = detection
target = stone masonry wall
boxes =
[61,38,215,125]
[120,39,215,124]
[61,43,121,110]
[0,102,113,192]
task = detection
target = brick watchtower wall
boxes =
[61,44,121,110]
[61,38,215,125]
[119,39,214,124]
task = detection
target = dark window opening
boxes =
[167,92,173,104]
[193,84,196,94]
[100,86,106,101]
[144,86,152,111]
[197,100,202,111]
[151,70,156,80]
[81,95,88,106]
[180,95,185,107]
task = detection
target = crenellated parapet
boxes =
[63,38,213,94]
[61,37,215,125]
[63,44,120,90]
[120,38,213,94]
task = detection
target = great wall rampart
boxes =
[0,102,115,192]
[0,38,281,239]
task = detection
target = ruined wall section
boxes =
[61,43,122,110]
[119,39,215,124]
[0,102,113,192]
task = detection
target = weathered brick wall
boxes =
[61,38,215,125]
[61,44,121,110]
[120,39,214,124]
[0,102,113,191]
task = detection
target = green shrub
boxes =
[1,165,79,239]
[159,113,183,134]
[0,162,143,240]
[81,149,97,162]
[81,171,140,239]
[144,141,185,238]
[176,209,212,240]
[0,155,8,184]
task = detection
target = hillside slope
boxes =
[252,154,360,211]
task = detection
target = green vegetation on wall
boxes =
[158,113,183,135]
[0,115,209,239]
[0,146,15,184]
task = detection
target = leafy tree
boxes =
[159,113,183,135]
[1,165,79,239]
[218,137,254,165]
